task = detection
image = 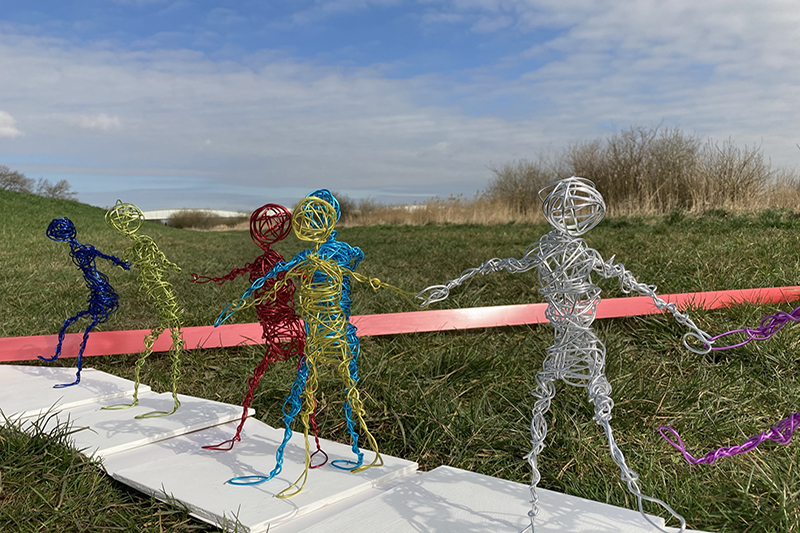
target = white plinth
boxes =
[287,465,706,533]
[0,365,151,419]
[28,391,250,458]
[103,417,418,532]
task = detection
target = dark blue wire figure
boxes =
[39,218,130,388]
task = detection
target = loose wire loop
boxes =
[660,304,800,465]
[660,412,800,465]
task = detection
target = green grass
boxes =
[2,189,800,532]
[0,412,221,532]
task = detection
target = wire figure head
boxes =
[47,217,77,242]
[106,200,144,236]
[538,177,605,236]
[250,204,292,249]
[306,189,341,222]
[292,194,337,243]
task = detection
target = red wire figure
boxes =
[190,204,327,465]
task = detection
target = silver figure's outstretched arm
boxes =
[594,254,712,354]
[416,251,540,306]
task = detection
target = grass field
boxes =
[2,189,800,532]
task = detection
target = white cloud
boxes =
[471,15,513,33]
[67,113,122,131]
[1,1,799,209]
[0,110,22,138]
[206,8,246,26]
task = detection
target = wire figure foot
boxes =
[135,397,180,419]
[227,475,270,486]
[102,399,139,411]
[53,375,80,388]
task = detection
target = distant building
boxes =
[141,209,249,225]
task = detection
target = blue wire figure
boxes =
[217,189,397,497]
[39,217,130,388]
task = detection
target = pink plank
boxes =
[2,286,799,363]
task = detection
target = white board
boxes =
[0,365,151,419]
[103,417,418,533]
[28,391,251,458]
[287,465,708,533]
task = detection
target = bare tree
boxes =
[0,165,35,192]
[36,178,78,200]
[0,165,78,200]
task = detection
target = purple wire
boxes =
[660,412,800,465]
[661,305,800,464]
[705,304,800,351]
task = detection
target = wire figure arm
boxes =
[190,266,251,285]
[162,253,182,273]
[594,254,712,353]
[416,253,540,307]
[95,250,131,270]
[215,258,303,326]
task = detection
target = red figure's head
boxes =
[250,204,292,250]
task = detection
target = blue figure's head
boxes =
[306,189,341,222]
[47,218,77,242]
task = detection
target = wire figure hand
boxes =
[682,329,714,354]
[416,285,451,307]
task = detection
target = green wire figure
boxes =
[103,200,184,419]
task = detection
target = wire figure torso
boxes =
[126,235,184,329]
[73,243,123,319]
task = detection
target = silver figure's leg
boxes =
[589,372,686,533]
[523,371,556,533]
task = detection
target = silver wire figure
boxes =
[417,177,711,533]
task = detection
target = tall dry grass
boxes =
[338,126,799,226]
[339,195,546,226]
[167,209,247,230]
[192,126,799,229]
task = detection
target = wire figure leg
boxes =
[277,354,320,498]
[522,372,557,533]
[333,340,383,474]
[227,355,310,489]
[136,326,183,419]
[204,345,283,450]
[54,317,99,388]
[102,327,163,411]
[39,310,90,363]
[589,372,686,533]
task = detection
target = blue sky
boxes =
[1,0,798,210]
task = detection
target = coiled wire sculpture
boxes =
[190,203,326,465]
[418,177,711,533]
[102,200,184,419]
[660,303,800,464]
[216,189,406,498]
[39,217,130,387]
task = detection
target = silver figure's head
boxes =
[538,177,605,236]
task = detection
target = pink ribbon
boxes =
[2,285,799,363]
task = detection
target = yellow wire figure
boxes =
[217,189,405,497]
[103,200,184,419]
